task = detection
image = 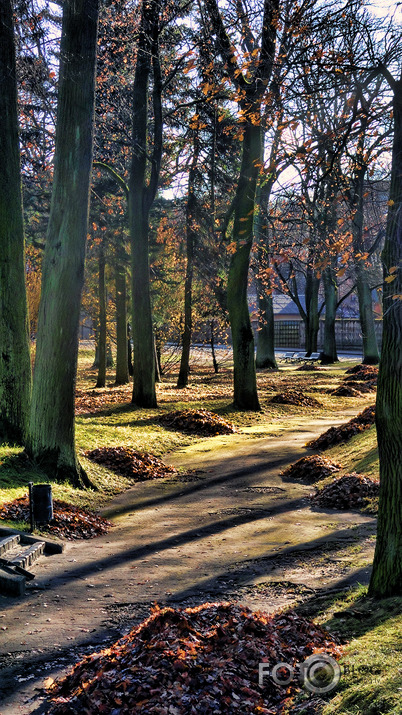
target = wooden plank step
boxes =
[0,535,20,556]
[9,541,45,569]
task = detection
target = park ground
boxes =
[0,345,401,714]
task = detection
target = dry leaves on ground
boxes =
[310,473,380,510]
[84,447,176,481]
[342,380,377,393]
[75,387,131,414]
[269,391,322,408]
[296,364,322,372]
[344,364,378,381]
[280,456,342,483]
[47,601,342,715]
[159,409,237,436]
[330,384,363,397]
[0,497,111,539]
[306,405,375,450]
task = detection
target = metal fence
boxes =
[273,319,383,350]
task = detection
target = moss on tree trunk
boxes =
[26,0,99,487]
[369,76,402,598]
[96,244,106,388]
[177,129,199,389]
[228,120,261,410]
[321,265,338,364]
[128,0,161,408]
[115,266,129,385]
[0,0,32,445]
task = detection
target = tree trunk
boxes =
[96,244,106,388]
[321,265,338,364]
[204,0,279,410]
[304,269,320,355]
[210,321,219,373]
[154,334,161,383]
[369,75,402,598]
[356,262,380,364]
[255,209,277,371]
[227,120,261,410]
[256,289,277,369]
[177,128,199,388]
[352,167,380,364]
[128,0,161,408]
[0,0,32,445]
[115,266,129,385]
[26,0,99,487]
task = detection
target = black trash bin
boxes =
[32,484,53,524]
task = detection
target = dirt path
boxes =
[0,413,376,714]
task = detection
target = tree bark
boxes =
[0,0,32,444]
[96,244,106,388]
[321,265,339,364]
[304,268,320,355]
[351,166,380,364]
[228,121,261,409]
[369,75,402,598]
[256,289,277,369]
[255,185,277,371]
[129,0,161,408]
[177,128,199,388]
[26,0,99,487]
[115,265,129,385]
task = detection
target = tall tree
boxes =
[177,124,199,388]
[0,0,32,444]
[129,0,162,407]
[204,0,282,409]
[369,66,402,598]
[26,0,100,487]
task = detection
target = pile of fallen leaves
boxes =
[75,387,131,415]
[306,405,375,450]
[330,384,364,397]
[85,447,176,481]
[159,409,236,436]
[344,364,378,380]
[341,380,377,394]
[47,602,341,715]
[331,365,378,397]
[269,390,322,408]
[280,455,341,483]
[296,363,322,372]
[0,497,111,539]
[310,473,380,510]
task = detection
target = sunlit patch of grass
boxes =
[315,587,402,715]
[326,425,379,481]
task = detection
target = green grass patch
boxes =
[316,587,402,715]
[326,425,379,481]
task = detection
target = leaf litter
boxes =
[310,473,380,510]
[46,601,342,714]
[306,405,375,450]
[0,497,111,539]
[159,409,237,436]
[269,391,322,408]
[84,447,176,481]
[280,456,342,484]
